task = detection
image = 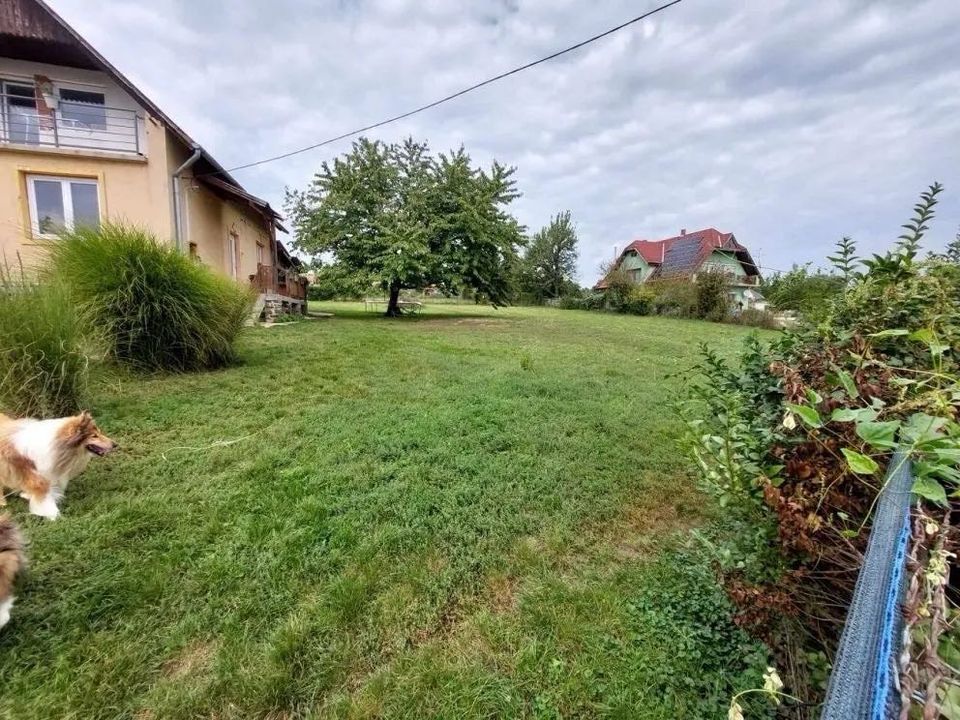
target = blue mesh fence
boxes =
[820,451,913,720]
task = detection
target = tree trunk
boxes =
[385,280,402,317]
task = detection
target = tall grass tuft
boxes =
[46,223,253,372]
[0,257,88,417]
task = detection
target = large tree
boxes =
[521,211,580,300]
[285,137,524,316]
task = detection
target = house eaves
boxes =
[199,176,288,233]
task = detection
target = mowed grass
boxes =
[0,304,772,719]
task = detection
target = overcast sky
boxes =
[50,0,960,283]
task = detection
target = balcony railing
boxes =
[250,263,308,301]
[0,95,140,154]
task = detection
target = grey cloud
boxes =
[49,0,960,283]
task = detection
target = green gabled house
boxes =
[595,228,767,310]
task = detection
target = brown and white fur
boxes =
[0,411,117,520]
[0,513,24,629]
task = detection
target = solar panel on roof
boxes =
[659,237,703,276]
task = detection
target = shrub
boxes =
[599,263,637,311]
[556,295,583,310]
[829,260,960,367]
[557,292,604,311]
[649,279,698,317]
[694,269,730,321]
[579,292,607,310]
[682,183,960,712]
[0,262,87,416]
[46,223,253,372]
[763,265,844,322]
[730,308,779,329]
[619,285,655,315]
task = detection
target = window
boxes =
[189,242,200,262]
[58,89,107,130]
[227,231,239,279]
[26,175,99,237]
[1,81,39,144]
[256,242,265,265]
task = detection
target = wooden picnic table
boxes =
[363,298,423,315]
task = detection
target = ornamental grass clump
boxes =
[0,258,87,416]
[46,223,252,372]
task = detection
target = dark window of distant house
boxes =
[59,89,107,130]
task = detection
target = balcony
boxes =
[0,94,141,155]
[250,263,308,301]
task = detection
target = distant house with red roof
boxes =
[595,228,767,310]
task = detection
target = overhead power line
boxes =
[219,0,685,174]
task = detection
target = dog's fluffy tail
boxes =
[0,513,24,628]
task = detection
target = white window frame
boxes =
[25,174,100,238]
[1,79,39,145]
[227,231,239,279]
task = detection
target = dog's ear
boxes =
[63,412,94,446]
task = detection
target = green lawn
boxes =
[0,304,772,719]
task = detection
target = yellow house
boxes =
[0,0,306,317]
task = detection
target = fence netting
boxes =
[821,451,912,720]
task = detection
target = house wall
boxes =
[180,178,272,283]
[701,250,747,280]
[729,286,768,311]
[699,251,764,310]
[0,59,270,292]
[222,201,271,282]
[729,286,749,309]
[699,250,770,310]
[619,250,654,282]
[181,179,224,270]
[0,113,174,271]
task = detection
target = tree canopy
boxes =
[285,137,525,316]
[518,211,580,301]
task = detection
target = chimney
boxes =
[680,228,686,236]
